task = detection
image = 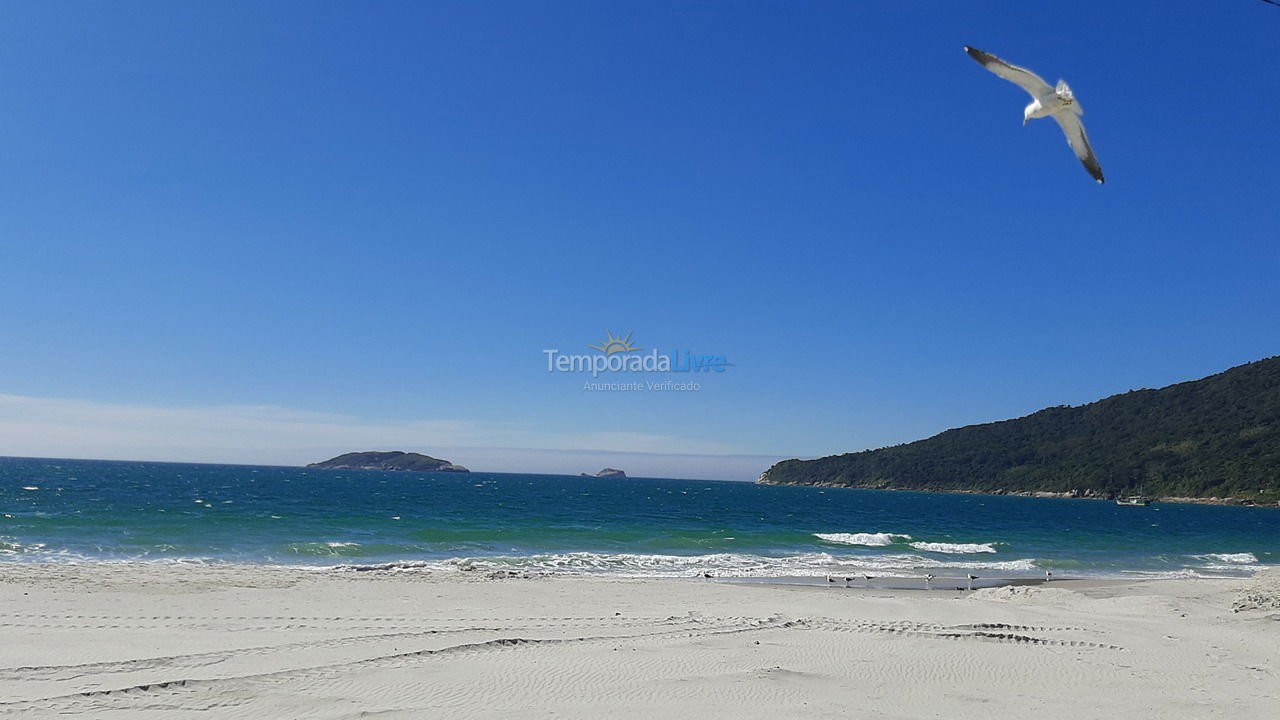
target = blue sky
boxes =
[2,1,1278,478]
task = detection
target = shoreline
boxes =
[756,479,1280,507]
[0,564,1275,718]
[0,558,1270,583]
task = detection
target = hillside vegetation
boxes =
[307,451,469,473]
[759,357,1280,503]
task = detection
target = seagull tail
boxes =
[1056,80,1084,115]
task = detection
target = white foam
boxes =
[1121,567,1265,579]
[909,541,998,554]
[1194,552,1258,564]
[0,537,47,556]
[286,541,364,556]
[814,532,911,547]
[449,552,844,578]
[329,551,1041,577]
[0,547,223,565]
[332,560,435,572]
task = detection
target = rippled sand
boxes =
[0,564,1276,718]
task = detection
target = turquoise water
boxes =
[2,457,1277,578]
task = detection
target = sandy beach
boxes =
[0,565,1275,718]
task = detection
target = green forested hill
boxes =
[307,451,469,473]
[758,357,1280,503]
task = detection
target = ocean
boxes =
[2,456,1277,579]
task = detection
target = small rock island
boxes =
[581,468,626,478]
[308,451,469,473]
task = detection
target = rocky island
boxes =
[759,356,1280,505]
[581,468,626,478]
[308,451,469,473]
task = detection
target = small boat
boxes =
[1115,495,1153,506]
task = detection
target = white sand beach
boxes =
[0,565,1276,719]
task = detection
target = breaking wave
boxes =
[814,532,911,547]
[1194,552,1258,564]
[814,534,1001,554]
[0,537,46,557]
[909,541,999,554]
[331,551,1040,577]
[286,541,366,557]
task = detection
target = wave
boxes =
[0,546,222,565]
[1193,552,1258,564]
[1119,567,1264,579]
[812,533,1002,554]
[0,537,46,556]
[331,551,1040,577]
[909,541,998,554]
[814,532,911,547]
[450,552,842,577]
[285,541,367,557]
[330,560,436,572]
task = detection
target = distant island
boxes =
[308,451,469,473]
[758,356,1280,505]
[581,468,626,478]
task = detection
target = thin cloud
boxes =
[0,394,782,480]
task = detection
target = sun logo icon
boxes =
[590,331,640,356]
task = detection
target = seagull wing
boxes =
[964,46,1053,99]
[1051,111,1105,184]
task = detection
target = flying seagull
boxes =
[963,46,1104,184]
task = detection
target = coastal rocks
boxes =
[581,468,626,478]
[753,481,1269,507]
[308,451,470,473]
[1026,489,1102,499]
[1162,496,1274,507]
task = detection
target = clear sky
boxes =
[2,1,1278,479]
